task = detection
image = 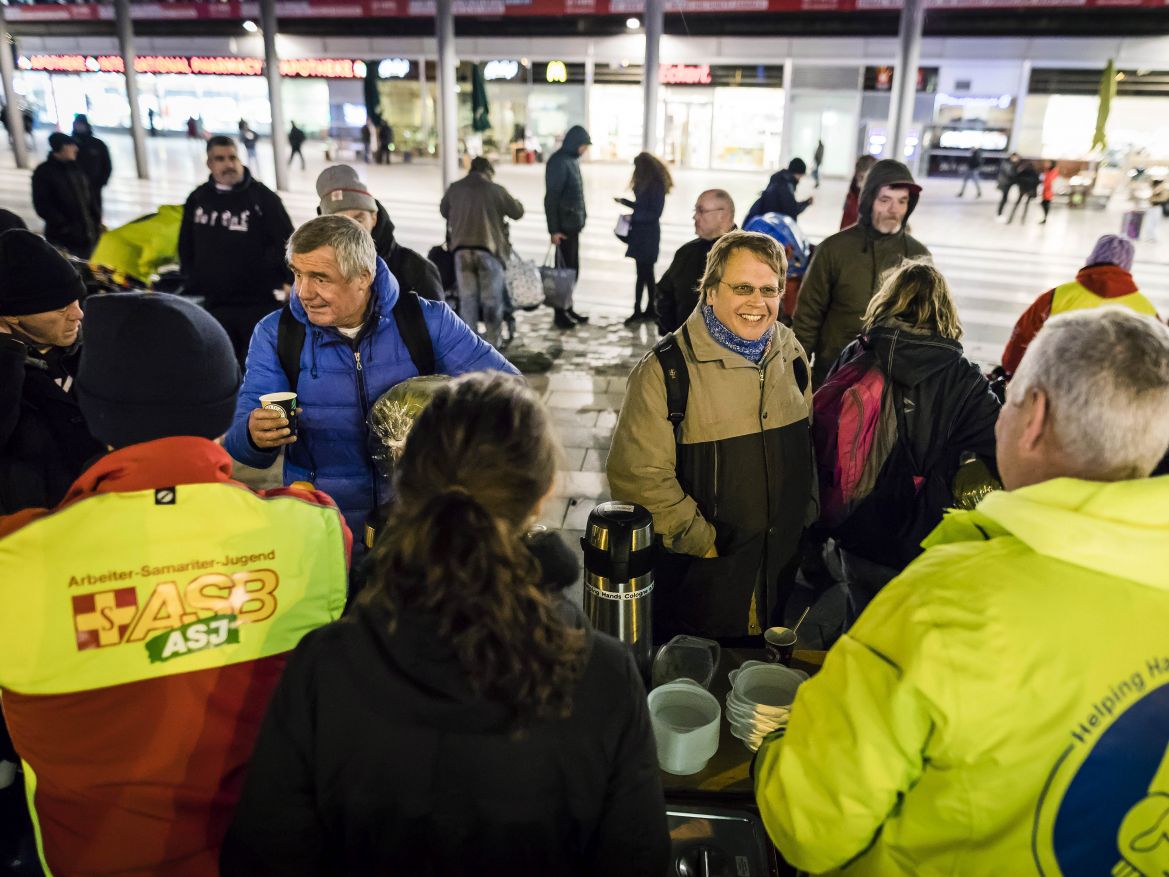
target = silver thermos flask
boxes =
[581,501,655,677]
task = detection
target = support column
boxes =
[885,0,925,162]
[435,0,458,190]
[583,52,595,140]
[114,0,148,179]
[1009,59,1031,153]
[0,3,30,170]
[260,0,289,192]
[418,55,431,155]
[641,0,663,153]
[779,57,794,165]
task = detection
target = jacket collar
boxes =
[290,255,399,330]
[1075,264,1139,298]
[683,304,796,369]
[57,437,237,509]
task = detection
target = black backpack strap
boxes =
[276,303,305,392]
[652,325,691,443]
[393,290,436,377]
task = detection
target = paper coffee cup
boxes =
[259,391,298,435]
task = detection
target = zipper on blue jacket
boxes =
[353,347,378,521]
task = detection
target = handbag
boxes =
[506,249,544,311]
[539,244,576,310]
[614,213,632,243]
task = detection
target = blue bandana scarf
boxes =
[701,303,774,364]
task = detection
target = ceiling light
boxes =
[626,17,640,28]
[242,20,258,32]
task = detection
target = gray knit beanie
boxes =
[316,165,376,215]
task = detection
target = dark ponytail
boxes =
[364,373,586,726]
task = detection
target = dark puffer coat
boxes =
[371,201,444,301]
[544,126,591,235]
[619,180,665,264]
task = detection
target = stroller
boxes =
[743,212,813,324]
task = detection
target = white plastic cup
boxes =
[733,664,806,715]
[647,680,721,775]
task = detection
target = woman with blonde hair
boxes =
[616,151,673,325]
[222,373,670,876]
[813,259,1000,618]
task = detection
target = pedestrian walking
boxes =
[71,113,112,221]
[147,107,158,136]
[360,121,372,163]
[178,135,294,367]
[440,156,525,346]
[288,122,307,169]
[1006,160,1040,224]
[995,152,1020,218]
[957,146,983,198]
[31,132,101,259]
[617,152,672,326]
[376,120,393,164]
[186,115,199,140]
[745,158,813,225]
[812,139,825,188]
[239,120,259,163]
[1040,160,1058,224]
[543,124,592,329]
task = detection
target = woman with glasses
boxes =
[609,231,815,644]
[222,373,670,876]
[616,152,673,326]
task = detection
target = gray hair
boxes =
[1009,308,1169,480]
[286,214,377,282]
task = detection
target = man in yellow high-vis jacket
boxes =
[0,292,351,877]
[755,308,1169,876]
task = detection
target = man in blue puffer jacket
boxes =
[226,215,517,564]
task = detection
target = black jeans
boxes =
[634,259,655,312]
[997,186,1013,216]
[558,232,580,275]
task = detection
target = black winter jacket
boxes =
[31,156,100,254]
[371,201,444,301]
[74,132,112,215]
[220,599,669,876]
[544,126,590,235]
[826,324,1000,570]
[745,169,809,223]
[0,334,103,515]
[619,180,665,264]
[654,234,719,335]
[178,169,294,306]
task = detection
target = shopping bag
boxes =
[506,249,544,311]
[614,213,632,242]
[1121,210,1144,241]
[540,244,576,309]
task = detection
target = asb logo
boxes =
[72,588,138,650]
[1034,668,1169,876]
[69,569,280,658]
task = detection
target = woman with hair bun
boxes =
[222,372,669,877]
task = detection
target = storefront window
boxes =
[589,83,643,162]
[712,87,783,171]
[527,85,585,156]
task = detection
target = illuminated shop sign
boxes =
[546,60,568,84]
[936,93,1013,109]
[17,54,366,79]
[378,58,412,79]
[483,59,520,81]
[658,63,712,85]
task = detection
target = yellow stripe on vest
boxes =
[0,483,347,695]
[1050,281,1158,317]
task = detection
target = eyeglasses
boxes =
[692,206,727,216]
[719,279,781,299]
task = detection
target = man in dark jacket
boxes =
[71,114,112,220]
[792,159,930,386]
[543,125,592,329]
[655,188,736,335]
[179,135,294,367]
[441,156,525,346]
[288,122,307,169]
[315,164,443,301]
[995,152,1020,217]
[31,133,101,259]
[0,229,102,516]
[745,158,813,224]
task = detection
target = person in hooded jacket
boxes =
[221,373,670,877]
[31,132,101,259]
[0,229,103,516]
[71,114,112,220]
[315,164,443,301]
[793,158,930,387]
[755,308,1169,876]
[815,260,1000,616]
[179,135,294,367]
[1001,234,1157,377]
[745,158,813,225]
[544,125,592,329]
